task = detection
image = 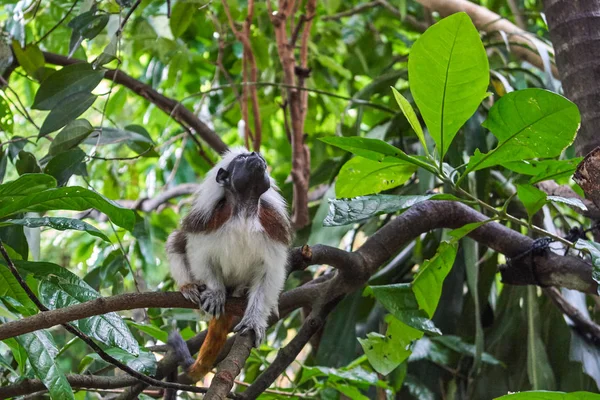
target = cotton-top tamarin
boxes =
[166,148,291,380]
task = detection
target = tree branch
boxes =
[204,332,255,400]
[38,52,228,154]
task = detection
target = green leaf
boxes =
[391,87,428,155]
[33,63,104,110]
[44,148,86,186]
[359,316,423,375]
[0,186,135,231]
[526,286,556,390]
[0,217,110,242]
[517,184,547,219]
[39,92,97,137]
[0,266,36,313]
[15,330,74,399]
[12,40,45,80]
[17,261,138,354]
[448,219,494,242]
[84,347,156,375]
[431,335,502,366]
[365,283,441,335]
[0,95,14,134]
[0,174,56,198]
[15,151,41,175]
[127,321,168,342]
[408,12,489,157]
[83,127,155,146]
[412,242,458,318]
[325,194,461,226]
[170,1,196,38]
[68,11,109,40]
[48,119,95,156]
[319,136,436,173]
[124,125,158,157]
[465,89,580,174]
[336,157,418,198]
[574,239,600,294]
[495,392,600,400]
[331,383,370,400]
[547,195,587,211]
[501,158,582,184]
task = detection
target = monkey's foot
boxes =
[233,317,266,347]
[180,283,206,306]
[199,288,226,318]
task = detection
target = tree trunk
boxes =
[544,0,600,157]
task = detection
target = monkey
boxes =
[166,147,291,380]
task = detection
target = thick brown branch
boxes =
[270,0,311,229]
[205,333,255,400]
[39,52,228,154]
[0,374,152,398]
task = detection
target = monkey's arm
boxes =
[167,231,226,317]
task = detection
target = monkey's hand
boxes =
[233,315,266,347]
[180,283,206,305]
[199,287,226,318]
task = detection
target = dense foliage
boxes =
[1,0,600,399]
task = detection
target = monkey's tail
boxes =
[168,314,234,381]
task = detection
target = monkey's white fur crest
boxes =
[190,147,287,222]
[167,147,289,342]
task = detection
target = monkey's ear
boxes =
[216,168,230,186]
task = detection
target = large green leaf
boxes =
[359,315,423,375]
[0,217,110,242]
[0,174,56,202]
[83,347,156,375]
[48,119,95,156]
[365,284,441,335]
[0,185,135,231]
[44,148,87,186]
[517,184,547,219]
[336,157,418,198]
[495,392,600,400]
[501,158,582,184]
[39,92,97,137]
[170,1,196,38]
[15,330,74,400]
[408,12,489,157]
[412,242,458,318]
[33,63,104,110]
[83,127,154,146]
[12,41,45,80]
[319,136,436,173]
[465,89,580,174]
[0,266,36,313]
[324,194,461,226]
[17,261,138,355]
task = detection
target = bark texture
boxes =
[544,0,600,156]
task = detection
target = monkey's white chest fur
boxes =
[185,216,287,291]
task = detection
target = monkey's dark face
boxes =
[216,152,270,200]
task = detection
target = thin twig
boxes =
[35,0,81,45]
[118,0,142,35]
